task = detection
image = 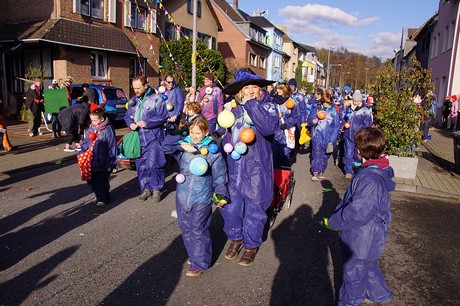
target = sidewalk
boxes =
[1,120,460,199]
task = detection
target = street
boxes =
[1,138,460,306]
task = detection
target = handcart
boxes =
[267,168,295,227]
[116,135,136,170]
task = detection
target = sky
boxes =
[236,0,440,60]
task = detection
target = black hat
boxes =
[223,68,274,95]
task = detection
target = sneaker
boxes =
[311,172,319,182]
[319,173,325,179]
[64,144,75,152]
[151,189,162,203]
[185,268,202,277]
[345,173,353,179]
[137,189,152,201]
[75,144,82,151]
[29,132,35,137]
[171,210,178,218]
[96,201,107,207]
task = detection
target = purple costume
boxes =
[307,104,340,174]
[328,161,395,306]
[124,88,168,192]
[163,135,228,271]
[343,106,373,174]
[220,91,278,248]
[197,84,224,134]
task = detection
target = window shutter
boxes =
[108,0,116,23]
[73,0,80,13]
[149,9,157,34]
[124,0,132,27]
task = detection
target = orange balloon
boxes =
[285,99,295,109]
[344,122,351,129]
[203,97,209,103]
[279,112,283,119]
[240,128,255,144]
[317,110,326,120]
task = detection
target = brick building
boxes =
[0,0,160,116]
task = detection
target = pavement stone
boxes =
[1,120,460,199]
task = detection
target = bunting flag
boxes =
[156,0,224,87]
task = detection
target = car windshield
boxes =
[103,88,127,101]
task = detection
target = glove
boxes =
[280,123,287,130]
[180,142,197,153]
[212,193,228,207]
[322,217,333,230]
[326,142,334,154]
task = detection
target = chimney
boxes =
[233,0,238,10]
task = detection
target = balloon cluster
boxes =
[217,109,255,160]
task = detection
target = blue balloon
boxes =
[231,150,241,160]
[208,143,219,154]
[162,94,168,101]
[189,157,208,176]
[234,142,247,155]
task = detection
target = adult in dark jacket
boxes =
[125,76,168,203]
[327,127,395,306]
[220,69,278,266]
[58,97,90,151]
[25,81,44,137]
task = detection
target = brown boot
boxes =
[238,248,257,266]
[224,240,243,260]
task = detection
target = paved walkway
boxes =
[1,120,460,199]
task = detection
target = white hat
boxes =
[52,79,58,84]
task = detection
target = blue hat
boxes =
[343,85,351,93]
[288,78,297,87]
[223,68,274,95]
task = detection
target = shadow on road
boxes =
[270,179,343,306]
[0,246,79,305]
[101,235,187,305]
[0,177,139,271]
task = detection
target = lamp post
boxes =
[340,71,350,89]
[325,47,335,89]
[364,68,369,93]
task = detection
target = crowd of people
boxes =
[4,69,402,305]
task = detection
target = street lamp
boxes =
[325,47,335,89]
[340,71,350,89]
[364,68,369,93]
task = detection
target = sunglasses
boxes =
[166,81,174,84]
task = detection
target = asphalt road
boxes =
[1,144,459,305]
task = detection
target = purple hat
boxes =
[223,68,274,95]
[288,78,297,87]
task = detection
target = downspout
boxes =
[447,4,460,95]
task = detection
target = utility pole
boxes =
[191,0,197,88]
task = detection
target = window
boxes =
[442,25,449,53]
[292,62,296,73]
[77,0,104,19]
[274,55,281,68]
[447,21,454,50]
[91,51,107,79]
[249,53,257,67]
[129,57,146,79]
[130,4,147,30]
[187,0,201,17]
[259,57,266,69]
[165,22,177,40]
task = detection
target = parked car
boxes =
[70,84,128,121]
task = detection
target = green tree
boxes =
[159,37,227,88]
[373,58,433,157]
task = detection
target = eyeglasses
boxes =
[166,81,174,84]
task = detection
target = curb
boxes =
[395,183,460,200]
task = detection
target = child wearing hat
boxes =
[342,90,373,179]
[307,89,339,181]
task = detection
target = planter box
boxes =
[388,155,419,179]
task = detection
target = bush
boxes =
[373,58,433,157]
